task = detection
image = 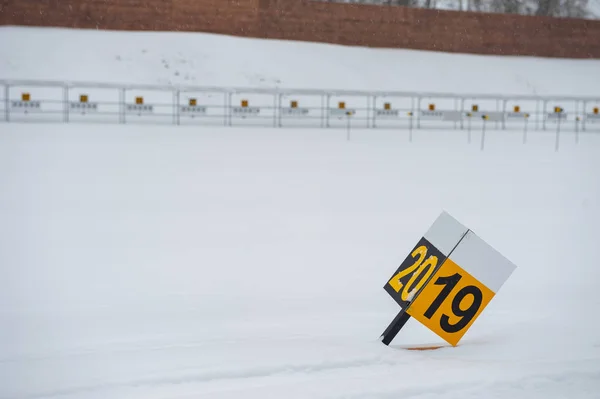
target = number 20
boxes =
[388,245,438,302]
[423,273,483,333]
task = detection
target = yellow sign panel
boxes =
[80,95,88,103]
[472,105,479,112]
[429,104,435,111]
[241,100,249,107]
[554,106,563,113]
[384,102,391,110]
[407,258,494,346]
[22,93,31,102]
[514,105,520,113]
[135,97,144,105]
[189,98,197,106]
[338,102,346,109]
[291,100,298,108]
[594,107,599,114]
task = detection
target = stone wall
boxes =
[2,0,599,58]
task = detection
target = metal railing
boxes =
[1,79,599,133]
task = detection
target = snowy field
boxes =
[1,124,599,399]
[1,26,600,399]
[2,26,600,133]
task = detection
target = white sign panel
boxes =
[376,109,400,117]
[420,110,444,120]
[446,230,517,293]
[483,112,505,122]
[282,108,309,116]
[423,211,470,256]
[507,112,527,119]
[586,113,600,121]
[330,108,355,116]
[11,101,41,112]
[126,104,153,114]
[233,107,260,116]
[443,111,463,122]
[70,103,98,113]
[181,105,207,115]
[547,113,567,121]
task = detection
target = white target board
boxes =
[330,108,355,117]
[507,112,528,120]
[376,109,400,118]
[126,104,153,114]
[70,102,98,113]
[11,100,41,113]
[442,111,463,121]
[420,110,444,120]
[181,105,207,115]
[483,112,505,122]
[586,113,600,122]
[282,108,310,117]
[547,113,567,121]
[233,107,260,116]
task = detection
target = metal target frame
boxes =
[1,79,599,135]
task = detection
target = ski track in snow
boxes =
[8,343,600,399]
[9,356,398,398]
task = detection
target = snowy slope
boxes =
[2,26,600,96]
[1,26,600,399]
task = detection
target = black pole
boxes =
[467,114,472,143]
[480,116,487,151]
[380,309,412,346]
[409,112,413,142]
[346,112,351,141]
[523,115,528,144]
[555,110,562,152]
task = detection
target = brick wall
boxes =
[0,0,261,35]
[2,0,600,58]
[257,0,600,58]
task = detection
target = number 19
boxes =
[423,273,483,334]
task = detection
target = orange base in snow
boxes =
[403,345,445,351]
[398,343,453,351]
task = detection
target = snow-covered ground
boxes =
[1,27,600,399]
[2,125,599,399]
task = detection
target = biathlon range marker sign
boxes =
[381,211,517,347]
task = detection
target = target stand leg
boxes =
[380,309,411,346]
